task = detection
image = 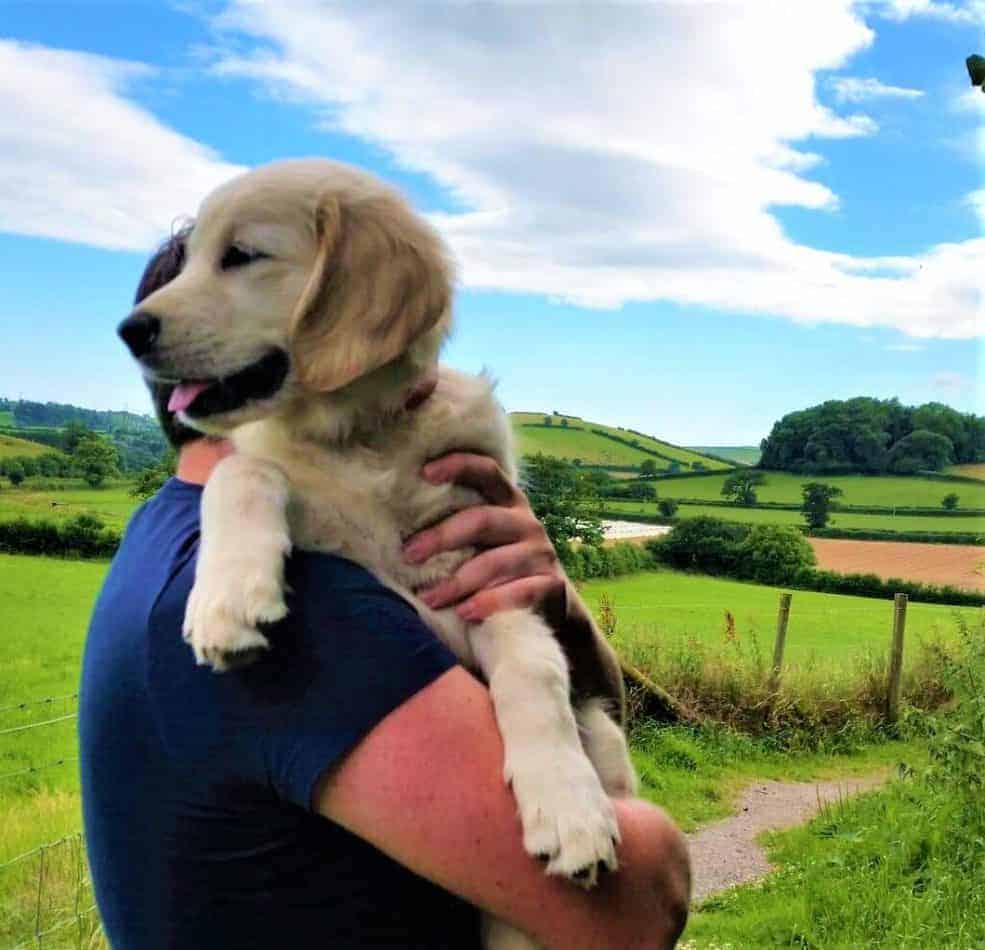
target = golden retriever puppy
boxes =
[120,159,636,949]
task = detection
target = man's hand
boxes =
[402,452,565,624]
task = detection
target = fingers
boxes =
[422,452,517,506]
[455,575,565,623]
[404,504,539,564]
[418,541,558,611]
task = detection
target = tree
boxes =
[801,482,843,531]
[658,499,678,517]
[131,449,177,500]
[885,429,954,474]
[61,420,95,454]
[73,434,120,488]
[522,454,603,565]
[6,461,25,486]
[542,416,552,426]
[735,525,816,584]
[721,470,766,506]
[639,459,658,478]
[668,460,682,473]
[942,493,960,510]
[560,418,569,428]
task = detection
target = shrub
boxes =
[942,492,960,510]
[657,499,678,517]
[655,516,749,575]
[734,524,816,584]
[0,515,120,558]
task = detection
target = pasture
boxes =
[0,484,138,531]
[685,445,760,466]
[604,498,985,535]
[510,411,731,471]
[635,470,985,509]
[580,569,980,672]
[0,433,59,460]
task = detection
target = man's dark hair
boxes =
[134,226,199,448]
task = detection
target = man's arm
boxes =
[313,666,690,950]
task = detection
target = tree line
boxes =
[759,397,985,475]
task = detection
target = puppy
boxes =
[121,159,636,949]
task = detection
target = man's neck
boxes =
[176,438,233,485]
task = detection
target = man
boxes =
[79,234,690,949]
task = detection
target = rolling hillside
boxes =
[687,445,760,466]
[510,412,732,472]
[0,433,61,460]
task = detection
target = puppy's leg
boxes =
[576,698,637,799]
[184,455,291,670]
[470,609,619,888]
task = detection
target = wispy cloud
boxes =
[830,76,924,103]
[0,40,243,250]
[932,371,975,392]
[204,0,976,339]
[864,0,985,24]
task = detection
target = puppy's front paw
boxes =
[183,566,288,672]
[508,747,620,889]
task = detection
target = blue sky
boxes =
[0,0,981,444]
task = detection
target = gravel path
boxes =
[687,772,889,902]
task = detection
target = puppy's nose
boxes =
[117,311,161,358]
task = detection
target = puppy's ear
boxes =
[290,191,451,392]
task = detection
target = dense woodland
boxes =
[759,398,985,475]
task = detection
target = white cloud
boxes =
[204,0,979,340]
[932,371,975,391]
[830,76,924,102]
[0,40,243,250]
[865,0,985,23]
[885,342,925,351]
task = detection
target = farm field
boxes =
[686,445,760,466]
[0,484,138,530]
[809,537,985,592]
[0,433,58,460]
[949,463,985,481]
[579,569,980,671]
[510,411,731,472]
[637,470,985,509]
[604,499,985,535]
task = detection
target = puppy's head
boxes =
[120,159,452,434]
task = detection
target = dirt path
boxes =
[687,772,889,902]
[808,537,985,592]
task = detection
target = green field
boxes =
[580,569,980,670]
[0,411,15,427]
[510,412,732,472]
[638,470,985,509]
[686,445,761,466]
[0,485,138,531]
[0,433,59,461]
[605,499,985,535]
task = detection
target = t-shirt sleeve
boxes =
[146,549,458,814]
[262,551,460,811]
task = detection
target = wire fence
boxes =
[0,694,102,948]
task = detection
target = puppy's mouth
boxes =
[164,349,290,419]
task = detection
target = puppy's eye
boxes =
[220,244,269,270]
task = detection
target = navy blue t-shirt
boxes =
[79,477,481,948]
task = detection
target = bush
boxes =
[734,524,816,584]
[942,492,960,510]
[0,515,120,558]
[653,516,749,575]
[657,499,678,517]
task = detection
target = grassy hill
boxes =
[0,433,61,460]
[687,445,760,466]
[510,412,732,473]
[627,470,985,510]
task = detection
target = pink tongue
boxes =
[167,381,212,413]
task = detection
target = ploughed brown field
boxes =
[808,538,985,592]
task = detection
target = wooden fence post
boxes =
[769,593,792,692]
[885,593,908,724]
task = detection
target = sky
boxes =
[0,0,981,445]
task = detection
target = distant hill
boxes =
[0,433,62,460]
[510,412,733,473]
[0,397,166,472]
[687,446,760,467]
